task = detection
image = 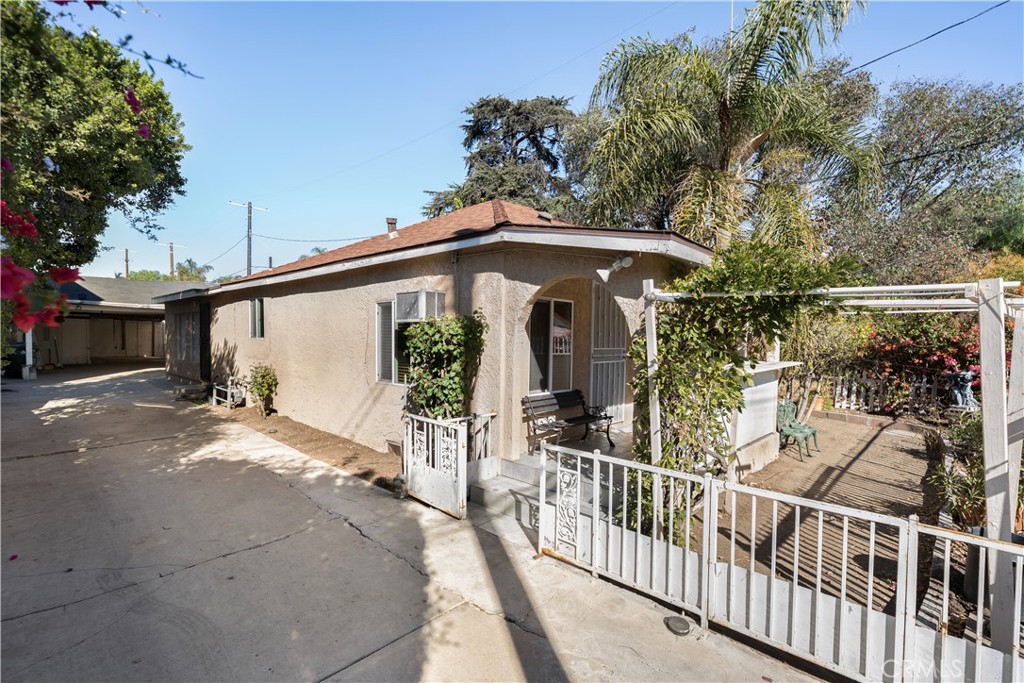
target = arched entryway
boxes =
[520,277,632,426]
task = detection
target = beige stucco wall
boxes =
[456,247,676,458]
[168,245,685,457]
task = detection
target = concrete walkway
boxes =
[2,366,815,682]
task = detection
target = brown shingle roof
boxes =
[231,199,577,284]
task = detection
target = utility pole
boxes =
[268,256,273,269]
[156,242,187,280]
[228,200,269,276]
[124,248,130,278]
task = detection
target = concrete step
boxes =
[469,474,545,526]
[470,467,628,525]
[499,452,552,487]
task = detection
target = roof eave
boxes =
[209,226,709,297]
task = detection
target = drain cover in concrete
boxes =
[664,615,691,636]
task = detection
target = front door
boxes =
[590,283,628,423]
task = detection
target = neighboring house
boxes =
[158,200,710,459]
[29,276,209,367]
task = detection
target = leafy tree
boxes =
[1,1,189,269]
[1,0,188,358]
[824,79,1024,284]
[175,258,212,281]
[586,1,874,246]
[423,96,580,218]
[124,269,172,281]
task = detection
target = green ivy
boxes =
[630,241,858,477]
[405,311,488,420]
[245,362,278,418]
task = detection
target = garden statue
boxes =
[947,371,979,411]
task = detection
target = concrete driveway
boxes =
[2,365,815,682]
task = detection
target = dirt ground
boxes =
[702,416,935,614]
[212,404,401,490]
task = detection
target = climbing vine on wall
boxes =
[629,241,858,477]
[405,310,488,420]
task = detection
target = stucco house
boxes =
[158,200,711,462]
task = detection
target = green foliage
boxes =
[124,269,172,280]
[405,311,488,420]
[244,363,278,418]
[587,3,875,245]
[783,312,872,376]
[929,413,987,529]
[423,96,582,219]
[825,79,1024,284]
[630,241,857,474]
[175,258,212,282]
[1,0,189,270]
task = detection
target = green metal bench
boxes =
[777,399,818,462]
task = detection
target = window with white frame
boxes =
[529,299,573,394]
[249,298,265,339]
[377,290,445,384]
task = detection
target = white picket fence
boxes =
[831,373,951,414]
[537,443,1024,683]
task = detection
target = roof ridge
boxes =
[491,198,509,226]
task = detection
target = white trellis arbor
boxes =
[643,277,1024,653]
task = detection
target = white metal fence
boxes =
[403,411,497,519]
[537,443,1024,683]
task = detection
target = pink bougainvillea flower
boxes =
[52,1,71,5]
[48,266,80,285]
[37,307,62,327]
[84,0,105,9]
[1,201,39,239]
[123,87,143,114]
[1,257,36,299]
[136,123,151,139]
[13,310,38,333]
[12,293,38,332]
[1,158,14,174]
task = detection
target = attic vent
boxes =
[537,211,553,222]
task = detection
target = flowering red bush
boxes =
[861,314,980,378]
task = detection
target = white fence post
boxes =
[977,278,1015,653]
[899,515,919,683]
[701,472,718,628]
[537,443,548,556]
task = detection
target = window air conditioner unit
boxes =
[395,290,446,323]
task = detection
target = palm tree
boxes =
[175,258,213,281]
[587,0,876,249]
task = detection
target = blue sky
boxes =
[67,1,1024,280]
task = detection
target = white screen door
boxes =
[590,283,628,423]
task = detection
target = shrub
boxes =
[245,362,278,418]
[405,310,488,420]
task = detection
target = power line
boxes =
[815,125,1024,183]
[843,1,1010,74]
[263,2,681,200]
[200,235,246,269]
[253,233,373,244]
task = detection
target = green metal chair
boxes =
[777,399,818,462]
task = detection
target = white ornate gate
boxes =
[403,413,497,520]
[403,414,467,519]
[591,283,628,423]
